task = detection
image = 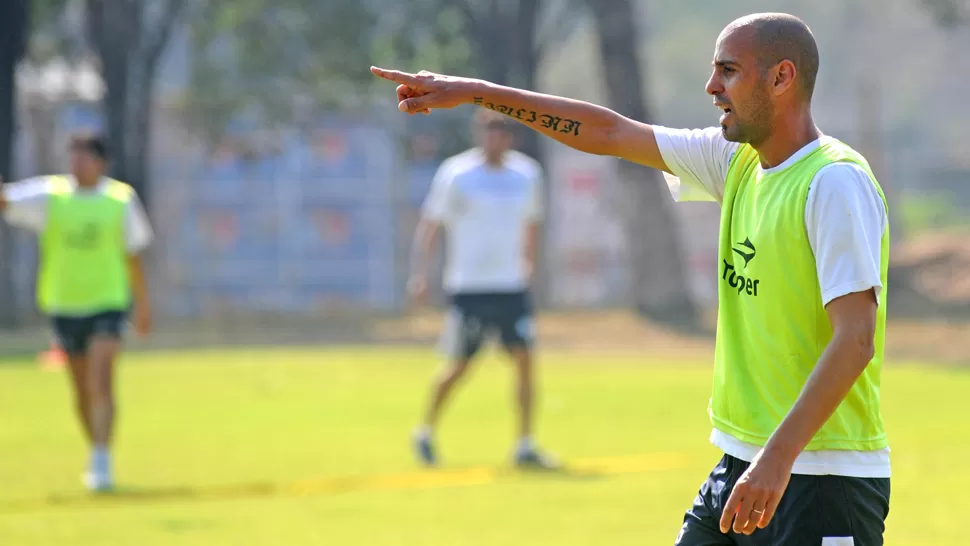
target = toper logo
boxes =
[722,237,760,297]
[732,237,756,267]
[64,221,100,250]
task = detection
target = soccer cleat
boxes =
[83,449,114,492]
[514,447,561,470]
[413,433,437,467]
[82,470,114,493]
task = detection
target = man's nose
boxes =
[705,73,722,96]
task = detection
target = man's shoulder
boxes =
[100,178,136,201]
[8,175,67,196]
[439,149,483,174]
[817,137,875,172]
[810,162,879,196]
[503,150,542,178]
[808,161,887,223]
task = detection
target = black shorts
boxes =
[51,310,128,356]
[439,291,535,360]
[676,455,890,546]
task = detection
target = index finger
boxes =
[370,66,419,86]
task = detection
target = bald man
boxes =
[372,12,891,546]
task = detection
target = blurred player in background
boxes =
[0,135,154,492]
[375,11,892,545]
[409,110,556,469]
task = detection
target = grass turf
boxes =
[0,347,964,545]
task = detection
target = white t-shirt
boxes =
[3,176,154,254]
[423,148,543,294]
[654,126,891,478]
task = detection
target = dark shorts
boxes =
[439,291,535,360]
[51,310,128,356]
[676,455,890,546]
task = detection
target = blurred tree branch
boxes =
[920,0,969,26]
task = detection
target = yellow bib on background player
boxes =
[38,176,134,315]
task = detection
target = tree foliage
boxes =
[182,0,579,155]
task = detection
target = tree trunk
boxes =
[589,0,698,328]
[512,0,547,305]
[124,58,153,204]
[87,0,136,191]
[86,0,183,209]
[0,0,29,329]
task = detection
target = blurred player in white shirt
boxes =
[410,111,556,469]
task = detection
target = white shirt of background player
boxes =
[421,148,543,294]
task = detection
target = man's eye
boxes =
[722,67,735,74]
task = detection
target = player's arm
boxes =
[410,217,441,285]
[523,220,539,285]
[0,177,52,231]
[764,291,877,464]
[126,194,154,336]
[371,67,669,172]
[409,159,452,304]
[127,253,152,336]
[522,164,544,285]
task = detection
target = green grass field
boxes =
[0,346,965,545]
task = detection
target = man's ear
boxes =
[772,60,797,96]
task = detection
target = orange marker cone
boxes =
[38,340,66,370]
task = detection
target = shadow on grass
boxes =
[0,452,688,514]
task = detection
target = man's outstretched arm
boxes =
[371,68,670,173]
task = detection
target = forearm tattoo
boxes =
[473,97,583,136]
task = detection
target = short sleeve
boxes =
[805,163,887,306]
[653,126,739,204]
[422,160,455,222]
[125,194,154,254]
[2,177,52,232]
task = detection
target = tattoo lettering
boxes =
[471,97,582,136]
[515,108,537,123]
[539,114,563,131]
[559,119,582,137]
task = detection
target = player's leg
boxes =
[66,354,94,442]
[54,317,95,443]
[413,298,485,466]
[674,455,739,546]
[82,311,126,491]
[498,292,555,468]
[509,345,534,446]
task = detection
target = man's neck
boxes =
[482,150,505,168]
[754,109,821,169]
[75,175,101,189]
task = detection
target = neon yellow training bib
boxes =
[711,137,890,452]
[37,177,134,315]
